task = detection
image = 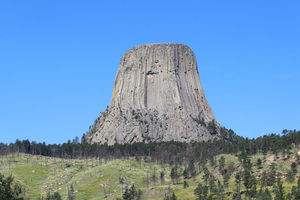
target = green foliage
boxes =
[190,114,206,127]
[183,181,189,188]
[2,129,300,199]
[256,188,272,200]
[170,166,179,184]
[267,163,277,186]
[160,171,165,184]
[163,192,177,200]
[291,162,298,174]
[0,173,24,200]
[218,156,225,172]
[122,184,137,200]
[273,177,285,200]
[286,170,295,183]
[67,184,75,200]
[256,158,262,169]
[223,173,230,188]
[188,159,196,178]
[194,183,208,199]
[290,178,300,199]
[46,191,62,200]
[208,120,217,135]
[202,167,210,184]
[182,168,188,179]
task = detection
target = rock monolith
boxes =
[86,43,220,145]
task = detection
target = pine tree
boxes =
[194,183,208,199]
[67,184,75,200]
[203,167,210,184]
[122,188,131,200]
[160,171,165,185]
[183,181,189,188]
[170,166,178,184]
[274,177,285,200]
[290,178,300,199]
[291,162,298,174]
[223,173,230,188]
[188,159,196,178]
[257,158,262,169]
[286,170,295,183]
[218,156,225,172]
[261,171,268,188]
[268,163,277,186]
[0,173,24,200]
[208,175,217,193]
[233,172,242,200]
[183,167,189,179]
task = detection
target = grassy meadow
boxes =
[1,148,300,199]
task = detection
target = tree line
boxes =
[0,128,299,165]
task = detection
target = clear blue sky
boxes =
[0,0,299,144]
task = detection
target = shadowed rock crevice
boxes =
[87,43,221,145]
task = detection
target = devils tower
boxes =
[86,43,220,145]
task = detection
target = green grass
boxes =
[1,149,300,199]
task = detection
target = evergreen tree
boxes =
[183,181,189,188]
[273,177,285,200]
[67,184,75,200]
[0,173,24,200]
[218,156,225,172]
[160,171,165,185]
[233,172,242,200]
[52,192,62,200]
[203,167,210,184]
[164,192,177,200]
[217,180,224,199]
[170,166,178,184]
[208,175,217,193]
[223,173,230,188]
[291,162,298,174]
[257,188,272,200]
[122,185,137,200]
[267,163,277,186]
[183,167,189,179]
[257,158,262,169]
[290,178,300,199]
[194,183,208,200]
[122,188,132,200]
[152,168,157,183]
[129,185,137,199]
[286,170,295,183]
[188,159,196,178]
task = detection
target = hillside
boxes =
[2,147,300,199]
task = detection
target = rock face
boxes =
[86,43,220,145]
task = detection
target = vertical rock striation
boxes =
[86,43,220,145]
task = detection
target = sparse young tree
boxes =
[67,184,75,200]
